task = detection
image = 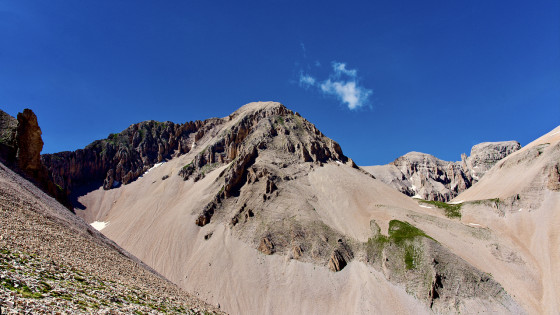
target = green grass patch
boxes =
[418,200,462,218]
[404,245,420,270]
[388,220,432,243]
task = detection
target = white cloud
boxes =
[298,60,372,110]
[332,62,357,78]
[320,80,371,110]
[299,73,316,87]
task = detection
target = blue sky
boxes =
[1,0,558,165]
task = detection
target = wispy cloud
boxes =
[300,42,307,59]
[332,62,357,78]
[299,73,316,88]
[298,61,372,110]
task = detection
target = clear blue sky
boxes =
[1,1,558,165]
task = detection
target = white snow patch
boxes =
[468,223,480,226]
[419,204,433,209]
[191,142,196,150]
[141,162,165,177]
[91,221,109,231]
[336,161,343,165]
[448,200,463,205]
[519,208,523,212]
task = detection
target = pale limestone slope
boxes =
[76,102,524,315]
[452,125,560,314]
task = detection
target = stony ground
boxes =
[0,247,210,314]
[0,161,223,314]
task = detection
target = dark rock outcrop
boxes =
[0,108,71,209]
[16,109,44,176]
[42,120,207,196]
[0,109,18,164]
[258,236,275,255]
[328,250,347,272]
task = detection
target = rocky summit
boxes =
[2,102,559,314]
[363,141,521,201]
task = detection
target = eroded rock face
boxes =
[547,163,560,191]
[16,109,44,175]
[0,109,18,164]
[177,102,350,229]
[466,141,522,181]
[0,108,71,209]
[365,141,521,201]
[258,236,275,255]
[328,250,347,272]
[42,119,207,194]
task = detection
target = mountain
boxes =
[42,102,527,314]
[449,125,560,314]
[363,141,521,201]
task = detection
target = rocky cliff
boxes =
[42,119,208,193]
[0,109,70,208]
[363,141,521,201]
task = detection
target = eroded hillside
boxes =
[51,102,529,314]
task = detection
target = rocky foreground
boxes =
[0,160,222,314]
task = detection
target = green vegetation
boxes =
[1,276,44,299]
[404,245,421,270]
[466,197,502,209]
[274,116,285,126]
[200,162,219,175]
[365,234,388,260]
[418,199,462,218]
[0,247,211,313]
[365,220,432,270]
[388,220,433,243]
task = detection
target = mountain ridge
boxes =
[65,102,523,314]
[363,140,521,201]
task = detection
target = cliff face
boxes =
[0,108,70,209]
[0,109,18,164]
[42,119,209,192]
[364,141,521,201]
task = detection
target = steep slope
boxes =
[0,160,222,313]
[62,102,523,314]
[363,141,520,201]
[450,125,560,314]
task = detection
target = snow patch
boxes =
[91,221,109,231]
[336,161,343,165]
[519,208,523,212]
[141,162,165,177]
[419,204,433,209]
[448,200,463,205]
[468,223,480,226]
